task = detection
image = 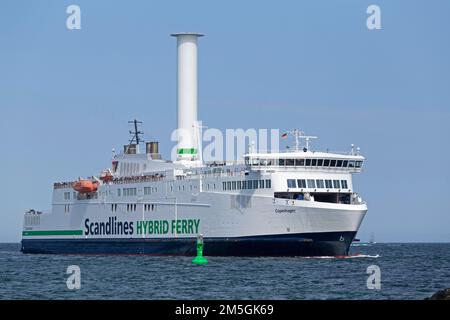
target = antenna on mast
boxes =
[128,119,144,145]
[282,129,318,151]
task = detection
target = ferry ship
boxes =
[21,33,368,256]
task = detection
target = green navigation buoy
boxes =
[192,234,208,265]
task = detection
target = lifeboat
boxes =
[72,180,99,193]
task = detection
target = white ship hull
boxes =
[22,190,367,256]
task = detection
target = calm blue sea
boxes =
[0,243,449,300]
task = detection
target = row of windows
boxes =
[144,187,158,195]
[248,158,363,168]
[287,179,349,190]
[119,188,137,197]
[144,204,157,211]
[127,204,137,212]
[223,179,272,191]
[110,203,157,212]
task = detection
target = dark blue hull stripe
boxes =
[21,231,357,257]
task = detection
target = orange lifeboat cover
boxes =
[72,180,99,193]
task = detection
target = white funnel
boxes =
[171,32,204,163]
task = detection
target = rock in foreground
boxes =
[425,288,450,300]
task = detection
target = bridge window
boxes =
[333,180,340,189]
[316,179,325,188]
[343,160,348,167]
[330,160,336,167]
[355,161,363,168]
[278,159,285,166]
[323,159,330,167]
[259,180,265,188]
[317,159,323,166]
[311,159,317,166]
[287,179,296,188]
[297,179,307,188]
[325,179,333,188]
[341,180,348,189]
[348,160,355,168]
[286,159,295,166]
[295,159,305,166]
[305,159,311,166]
[307,179,316,188]
[336,160,343,167]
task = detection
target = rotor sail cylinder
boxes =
[171,33,204,162]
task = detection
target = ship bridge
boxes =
[243,151,364,173]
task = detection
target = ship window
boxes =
[330,160,336,167]
[286,159,295,166]
[237,181,242,189]
[244,157,250,165]
[117,189,121,197]
[295,158,305,166]
[232,181,237,190]
[227,181,232,190]
[278,159,285,166]
[341,180,348,189]
[355,161,363,168]
[307,179,316,188]
[253,180,259,189]
[342,160,348,167]
[316,179,325,188]
[336,160,343,167]
[317,159,323,166]
[287,179,296,188]
[325,180,333,188]
[297,179,306,188]
[305,159,311,166]
[348,160,355,168]
[265,179,272,188]
[333,180,340,189]
[259,180,265,188]
[223,182,226,190]
[311,159,317,166]
[323,159,330,167]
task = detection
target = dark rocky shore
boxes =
[425,288,450,300]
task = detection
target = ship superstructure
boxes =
[21,33,367,256]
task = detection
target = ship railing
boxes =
[111,175,165,185]
[249,149,360,156]
[53,182,74,189]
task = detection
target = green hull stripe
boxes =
[177,148,197,155]
[22,230,83,236]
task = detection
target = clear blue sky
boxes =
[1,0,449,242]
